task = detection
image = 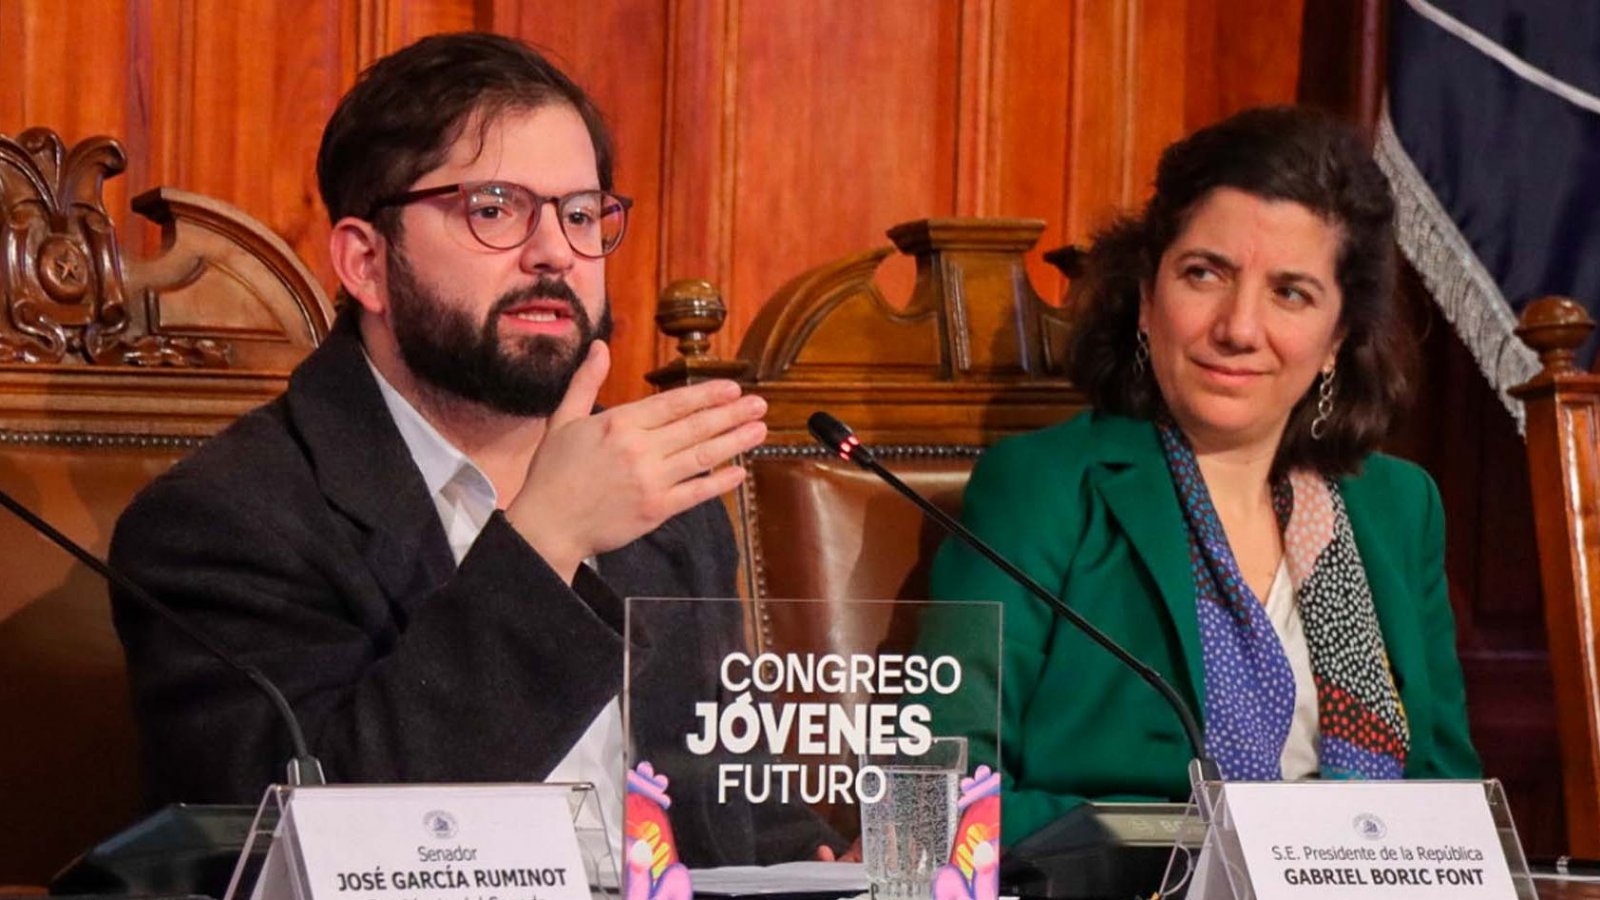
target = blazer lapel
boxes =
[1340,477,1421,703]
[1086,415,1207,707]
[285,310,457,620]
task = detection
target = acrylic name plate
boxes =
[621,597,1003,900]
[229,783,608,900]
[1184,780,1531,900]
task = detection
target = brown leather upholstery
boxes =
[0,128,331,886]
[740,449,977,651]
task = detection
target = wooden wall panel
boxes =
[1125,0,1190,211]
[2,0,1310,395]
[1193,0,1307,124]
[0,2,131,144]
[1061,0,1138,281]
[353,0,483,59]
[137,1,347,290]
[977,1,1075,302]
[723,1,962,333]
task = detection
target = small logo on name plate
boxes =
[424,810,459,839]
[1352,813,1387,840]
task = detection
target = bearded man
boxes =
[108,33,821,865]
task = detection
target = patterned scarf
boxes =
[1155,422,1409,780]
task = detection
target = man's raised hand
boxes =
[506,341,767,582]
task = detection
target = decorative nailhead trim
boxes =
[747,443,983,460]
[0,430,205,450]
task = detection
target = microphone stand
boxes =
[806,413,1221,802]
[0,488,325,787]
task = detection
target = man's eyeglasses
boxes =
[368,182,634,259]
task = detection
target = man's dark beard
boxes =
[386,251,613,417]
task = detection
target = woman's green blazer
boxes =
[928,411,1482,845]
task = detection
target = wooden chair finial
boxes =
[646,278,749,389]
[1516,296,1594,377]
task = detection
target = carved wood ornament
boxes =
[650,217,1081,447]
[0,127,331,436]
[0,128,225,367]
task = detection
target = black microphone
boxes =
[0,488,326,787]
[807,411,1221,786]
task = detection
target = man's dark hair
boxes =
[316,32,614,238]
[1065,105,1408,477]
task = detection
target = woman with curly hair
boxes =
[930,106,1480,846]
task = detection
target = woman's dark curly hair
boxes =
[1066,105,1409,477]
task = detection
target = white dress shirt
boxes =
[1264,559,1320,779]
[366,356,625,857]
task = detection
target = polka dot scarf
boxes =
[1156,422,1409,781]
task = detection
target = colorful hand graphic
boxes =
[931,765,1001,900]
[624,762,692,900]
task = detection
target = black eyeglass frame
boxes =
[367,182,634,259]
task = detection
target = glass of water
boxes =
[858,736,968,900]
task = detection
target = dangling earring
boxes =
[1134,330,1151,377]
[1311,364,1336,440]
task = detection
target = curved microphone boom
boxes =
[0,488,325,787]
[806,411,1220,786]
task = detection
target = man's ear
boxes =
[329,217,388,316]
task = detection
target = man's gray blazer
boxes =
[110,309,820,864]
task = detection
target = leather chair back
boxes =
[740,449,976,651]
[650,218,1080,836]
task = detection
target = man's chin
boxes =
[453,369,563,417]
[447,331,592,417]
[474,355,586,417]
[504,331,582,365]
